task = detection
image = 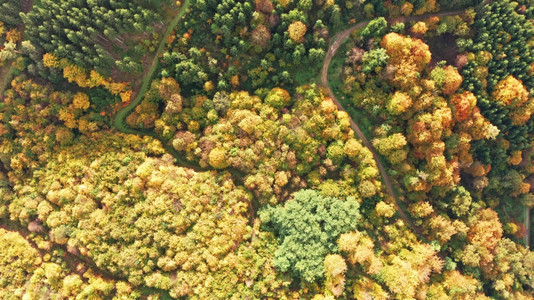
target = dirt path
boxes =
[0,0,191,290]
[110,0,213,172]
[320,10,466,237]
[113,0,191,134]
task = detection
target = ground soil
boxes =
[427,33,460,67]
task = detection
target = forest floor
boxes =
[321,9,466,239]
[427,33,459,67]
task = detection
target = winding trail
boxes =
[0,1,195,292]
[320,10,466,236]
[110,3,473,238]
[111,0,212,174]
[110,0,529,247]
[111,0,254,182]
[113,0,191,134]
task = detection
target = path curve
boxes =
[320,10,465,236]
[111,0,212,174]
[113,0,191,134]
[111,0,254,181]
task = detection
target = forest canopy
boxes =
[0,0,533,298]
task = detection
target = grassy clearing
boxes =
[295,60,322,86]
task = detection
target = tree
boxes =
[386,91,412,115]
[264,87,291,108]
[288,21,307,43]
[260,189,361,282]
[72,92,90,111]
[0,229,41,295]
[492,75,529,107]
[297,0,313,11]
[372,133,407,164]
[380,243,443,298]
[255,0,274,13]
[431,66,463,96]
[381,32,431,89]
[447,186,472,217]
[344,138,363,159]
[426,270,487,299]
[361,48,389,74]
[165,94,183,114]
[347,47,365,65]
[410,21,428,35]
[213,91,230,115]
[22,0,161,74]
[326,142,345,165]
[338,231,382,275]
[0,40,19,61]
[358,180,377,198]
[0,1,22,27]
[460,0,534,152]
[158,77,181,102]
[360,17,387,40]
[324,254,347,297]
[463,208,503,268]
[492,75,533,125]
[251,24,271,48]
[209,147,228,169]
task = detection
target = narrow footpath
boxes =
[320,10,466,237]
[113,0,191,133]
[111,0,210,174]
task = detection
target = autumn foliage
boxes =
[1,0,533,299]
[492,75,533,125]
[380,32,431,90]
[288,21,307,43]
[42,53,132,103]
